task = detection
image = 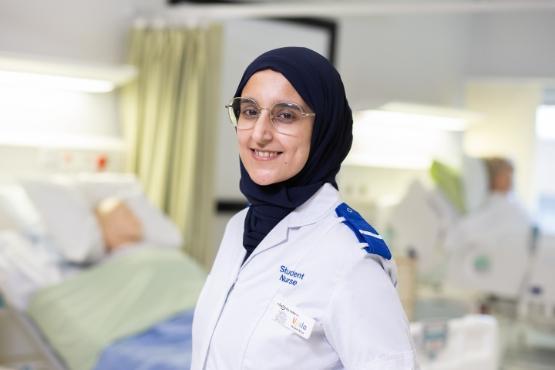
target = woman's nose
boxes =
[251,110,274,143]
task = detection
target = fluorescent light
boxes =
[346,152,432,170]
[0,131,124,151]
[378,101,482,131]
[345,105,470,169]
[345,116,442,169]
[0,70,115,93]
[0,53,137,93]
[381,102,482,121]
[536,105,555,140]
[355,110,467,132]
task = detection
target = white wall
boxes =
[0,0,163,64]
[3,3,552,79]
[338,14,470,110]
[465,12,555,78]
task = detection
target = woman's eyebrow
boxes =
[240,96,309,109]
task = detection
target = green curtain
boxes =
[120,24,222,269]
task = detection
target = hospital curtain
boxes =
[120,23,222,269]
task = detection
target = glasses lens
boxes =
[235,98,260,129]
[272,103,303,125]
[226,98,240,126]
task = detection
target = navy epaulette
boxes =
[335,202,392,260]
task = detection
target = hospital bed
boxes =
[0,302,66,370]
[387,157,555,368]
[388,157,536,299]
[0,173,206,370]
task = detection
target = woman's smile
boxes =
[251,149,282,160]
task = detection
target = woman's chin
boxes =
[247,167,304,186]
[248,170,282,186]
[251,176,278,186]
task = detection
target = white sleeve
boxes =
[323,257,417,370]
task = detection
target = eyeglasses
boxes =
[225,97,315,136]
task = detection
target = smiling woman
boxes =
[191,47,416,370]
[235,70,314,185]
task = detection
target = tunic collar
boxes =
[288,183,340,228]
[244,183,340,264]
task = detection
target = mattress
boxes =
[94,309,195,370]
[27,247,206,370]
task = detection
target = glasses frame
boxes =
[225,97,315,135]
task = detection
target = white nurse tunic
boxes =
[191,183,416,370]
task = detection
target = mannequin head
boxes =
[484,157,514,194]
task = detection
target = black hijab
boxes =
[235,47,353,259]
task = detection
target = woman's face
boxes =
[237,70,314,186]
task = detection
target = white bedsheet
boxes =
[0,231,64,310]
[0,230,176,311]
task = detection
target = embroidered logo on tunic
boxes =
[279,265,305,286]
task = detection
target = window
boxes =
[535,102,555,232]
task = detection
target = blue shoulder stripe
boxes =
[335,202,392,260]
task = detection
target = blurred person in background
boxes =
[484,157,514,195]
[444,156,533,304]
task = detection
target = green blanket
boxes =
[28,248,206,370]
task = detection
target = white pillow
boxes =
[75,174,183,249]
[74,172,142,205]
[21,178,104,264]
[0,231,63,310]
[0,184,44,234]
[123,192,183,248]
